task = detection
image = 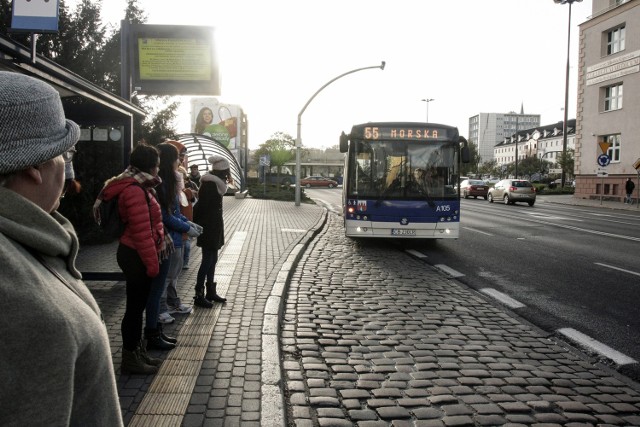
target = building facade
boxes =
[575,0,640,201]
[493,120,576,175]
[468,109,541,164]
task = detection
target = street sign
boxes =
[598,141,611,154]
[634,158,640,170]
[259,155,270,167]
[596,167,608,177]
[597,154,611,167]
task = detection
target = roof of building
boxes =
[494,119,576,148]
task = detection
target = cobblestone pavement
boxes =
[282,214,640,426]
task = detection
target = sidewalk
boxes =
[76,195,640,426]
[538,193,640,212]
[77,197,326,426]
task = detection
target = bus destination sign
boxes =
[355,124,457,142]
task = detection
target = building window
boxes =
[607,26,625,55]
[604,134,621,163]
[604,83,623,111]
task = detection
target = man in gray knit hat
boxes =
[0,72,123,426]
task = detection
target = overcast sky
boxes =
[70,0,593,149]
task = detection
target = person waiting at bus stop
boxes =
[0,72,122,425]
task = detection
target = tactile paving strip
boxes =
[128,232,247,426]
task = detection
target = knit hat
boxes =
[208,155,230,171]
[0,72,80,174]
[166,140,187,155]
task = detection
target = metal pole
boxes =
[421,98,434,123]
[515,114,519,179]
[560,2,573,189]
[295,61,385,206]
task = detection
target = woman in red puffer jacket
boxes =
[94,143,165,375]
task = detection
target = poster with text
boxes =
[191,97,242,150]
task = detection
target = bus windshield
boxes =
[347,139,458,200]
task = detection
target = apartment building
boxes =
[468,109,540,164]
[575,0,640,201]
[493,120,576,175]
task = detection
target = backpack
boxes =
[97,183,149,238]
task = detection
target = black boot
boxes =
[145,328,176,350]
[121,347,158,375]
[205,281,227,303]
[158,324,177,345]
[139,340,163,367]
[194,291,213,308]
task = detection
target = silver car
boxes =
[488,179,536,206]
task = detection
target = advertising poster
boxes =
[191,97,242,151]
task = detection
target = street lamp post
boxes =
[295,61,386,206]
[511,113,520,179]
[421,98,434,123]
[554,0,582,188]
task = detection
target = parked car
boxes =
[300,176,338,188]
[488,179,536,206]
[458,179,488,199]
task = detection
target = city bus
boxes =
[339,122,470,239]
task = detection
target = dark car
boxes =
[488,179,536,206]
[300,176,338,188]
[459,179,489,200]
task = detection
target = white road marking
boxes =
[480,288,525,309]
[595,262,640,277]
[558,328,637,365]
[463,226,494,236]
[405,249,427,259]
[525,212,579,221]
[472,209,640,243]
[434,264,465,278]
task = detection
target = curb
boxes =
[260,208,329,426]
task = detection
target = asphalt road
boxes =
[305,188,640,382]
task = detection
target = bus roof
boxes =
[348,122,459,143]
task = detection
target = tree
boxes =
[253,132,296,187]
[0,0,177,144]
[558,149,575,179]
[136,99,179,145]
[460,141,481,177]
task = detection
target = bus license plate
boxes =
[391,229,416,236]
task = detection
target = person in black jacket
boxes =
[625,178,635,204]
[192,156,231,307]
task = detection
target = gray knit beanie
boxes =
[0,72,80,174]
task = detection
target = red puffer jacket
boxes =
[102,178,164,277]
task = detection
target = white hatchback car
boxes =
[488,179,536,206]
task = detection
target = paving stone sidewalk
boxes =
[77,197,325,426]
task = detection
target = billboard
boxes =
[191,98,243,151]
[129,24,220,96]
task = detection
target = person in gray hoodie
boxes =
[0,72,123,426]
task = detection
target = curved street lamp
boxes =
[295,61,386,206]
[554,0,582,188]
[421,98,434,123]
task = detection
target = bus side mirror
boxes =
[339,132,349,153]
[461,146,470,163]
[459,136,470,163]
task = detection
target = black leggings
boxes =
[117,244,152,351]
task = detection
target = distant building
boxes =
[493,120,576,173]
[575,0,640,202]
[468,106,541,163]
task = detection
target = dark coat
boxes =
[193,173,225,250]
[626,179,635,193]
